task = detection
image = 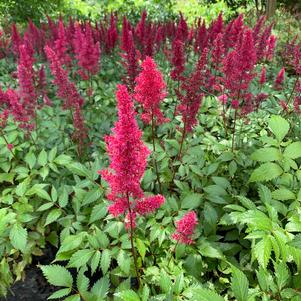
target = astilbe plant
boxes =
[172,211,198,245]
[134,56,167,193]
[73,22,100,80]
[102,84,165,284]
[120,18,140,92]
[44,45,87,155]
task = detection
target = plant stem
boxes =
[0,129,16,159]
[151,111,162,194]
[231,109,237,152]
[126,193,140,287]
[167,241,179,267]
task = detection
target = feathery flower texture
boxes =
[172,211,198,245]
[102,84,164,228]
[134,56,167,124]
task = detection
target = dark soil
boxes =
[0,246,57,301]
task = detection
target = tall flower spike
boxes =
[275,67,285,89]
[102,84,164,228]
[172,211,198,245]
[170,39,185,81]
[102,84,150,206]
[134,56,167,124]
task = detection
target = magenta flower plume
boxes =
[11,23,22,56]
[275,67,285,89]
[102,84,150,204]
[120,29,140,91]
[170,39,185,81]
[74,23,100,78]
[55,19,71,66]
[102,84,164,228]
[44,45,84,109]
[134,56,167,124]
[223,29,257,99]
[172,211,198,245]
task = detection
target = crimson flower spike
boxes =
[101,84,164,229]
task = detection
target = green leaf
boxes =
[101,249,111,274]
[25,151,36,169]
[40,265,73,287]
[268,115,289,142]
[59,185,69,208]
[136,238,146,260]
[57,235,84,255]
[181,193,202,209]
[27,184,52,201]
[249,163,283,182]
[38,149,48,166]
[91,250,101,274]
[116,290,141,301]
[192,287,224,301]
[68,249,94,269]
[9,223,27,252]
[63,295,80,301]
[274,261,290,290]
[48,288,71,299]
[66,162,90,178]
[45,209,62,226]
[159,272,172,293]
[288,234,301,249]
[251,148,281,162]
[91,276,110,299]
[254,236,272,269]
[117,250,131,275]
[76,268,89,293]
[54,154,72,165]
[231,265,249,301]
[272,188,295,200]
[284,142,301,159]
[89,203,107,224]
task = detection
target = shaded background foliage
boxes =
[0,0,300,24]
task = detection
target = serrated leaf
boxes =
[91,276,110,299]
[89,203,107,224]
[45,208,62,226]
[40,265,73,287]
[68,249,94,269]
[284,142,301,159]
[91,250,101,274]
[272,188,295,200]
[249,163,282,182]
[54,154,72,165]
[9,223,27,252]
[38,149,48,166]
[181,193,202,209]
[48,288,71,299]
[251,148,281,162]
[192,287,224,301]
[254,236,272,269]
[116,290,141,301]
[76,268,89,293]
[268,115,289,142]
[25,152,36,169]
[66,162,90,177]
[101,249,111,274]
[57,235,84,255]
[136,238,146,260]
[27,185,52,201]
[59,185,69,208]
[231,265,249,301]
[117,250,131,275]
[274,261,290,290]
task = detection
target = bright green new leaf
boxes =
[268,115,289,142]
